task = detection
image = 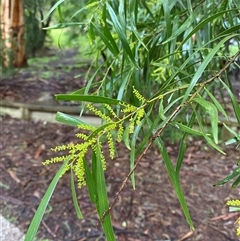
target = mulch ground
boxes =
[0,48,239,241]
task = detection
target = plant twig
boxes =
[98,104,184,224]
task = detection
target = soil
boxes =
[0,48,240,241]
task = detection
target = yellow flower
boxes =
[227,199,240,206]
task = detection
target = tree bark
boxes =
[1,0,27,68]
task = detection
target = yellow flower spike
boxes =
[121,102,137,113]
[42,155,69,165]
[87,104,111,122]
[107,131,115,159]
[133,86,146,103]
[61,164,70,177]
[227,199,240,206]
[129,119,135,134]
[103,103,118,119]
[76,132,88,140]
[226,199,240,236]
[73,159,86,188]
[77,123,96,132]
[117,123,124,142]
[136,108,145,125]
[92,142,107,170]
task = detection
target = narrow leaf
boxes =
[71,169,83,219]
[156,138,194,230]
[25,160,69,241]
[42,0,65,22]
[55,112,95,128]
[174,122,204,136]
[182,35,238,103]
[130,123,143,190]
[232,175,240,189]
[83,158,97,203]
[194,97,219,144]
[94,145,116,240]
[177,10,236,50]
[123,126,131,150]
[106,3,138,67]
[92,23,119,56]
[204,88,228,120]
[219,77,240,123]
[215,167,240,186]
[56,94,123,105]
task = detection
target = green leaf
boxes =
[204,88,228,120]
[123,126,131,150]
[204,135,225,155]
[106,3,138,68]
[163,0,172,39]
[182,35,238,103]
[193,107,225,154]
[55,112,95,128]
[159,99,166,120]
[176,109,197,174]
[225,138,238,145]
[177,10,236,50]
[194,97,219,144]
[215,167,240,186]
[94,145,116,241]
[174,122,204,136]
[136,111,161,156]
[70,169,83,219]
[219,77,240,124]
[232,175,240,189]
[84,158,97,203]
[130,123,143,190]
[43,22,85,30]
[223,123,240,139]
[156,138,194,230]
[92,23,119,56]
[24,160,69,241]
[175,140,186,176]
[229,206,240,212]
[102,5,120,56]
[117,69,132,104]
[55,94,123,105]
[129,20,148,51]
[160,96,184,116]
[57,5,64,23]
[42,0,65,22]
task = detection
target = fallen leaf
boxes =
[7,169,21,183]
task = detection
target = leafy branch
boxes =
[25,1,240,240]
[99,49,240,225]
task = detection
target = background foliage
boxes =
[24,0,56,57]
[25,0,240,240]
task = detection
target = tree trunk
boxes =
[1,0,27,68]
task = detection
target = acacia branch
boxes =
[99,49,240,225]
